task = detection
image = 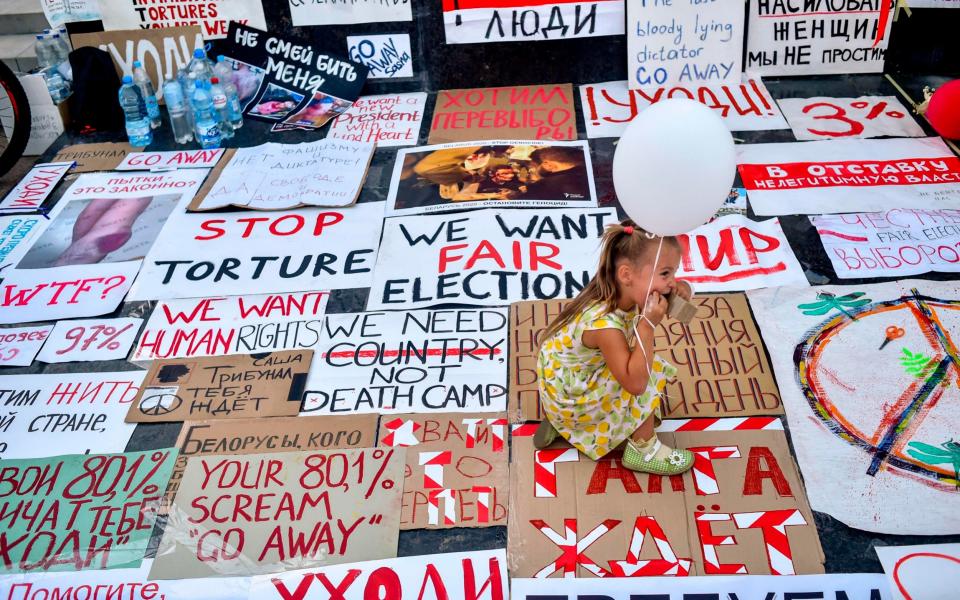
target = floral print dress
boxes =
[537,302,676,460]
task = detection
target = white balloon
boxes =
[613,99,736,236]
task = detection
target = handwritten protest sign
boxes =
[250,550,508,600]
[876,543,960,600]
[327,93,427,147]
[812,210,960,278]
[127,350,311,423]
[0,162,72,213]
[20,75,64,157]
[150,448,405,578]
[0,450,176,574]
[738,137,960,216]
[0,325,52,367]
[777,96,925,140]
[579,78,787,137]
[302,308,508,415]
[368,208,618,309]
[131,291,329,362]
[37,317,143,363]
[52,143,142,173]
[347,34,413,79]
[189,140,374,210]
[508,418,823,577]
[746,0,894,75]
[627,0,743,88]
[117,149,224,171]
[443,0,625,43]
[0,371,143,459]
[41,0,101,27]
[0,215,49,273]
[291,0,411,25]
[509,294,784,422]
[98,0,265,39]
[378,413,508,529]
[128,202,383,301]
[386,141,598,216]
[429,85,576,143]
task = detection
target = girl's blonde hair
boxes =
[540,219,680,344]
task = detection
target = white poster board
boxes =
[0,214,50,274]
[290,0,411,26]
[116,149,224,171]
[0,162,73,213]
[38,317,143,363]
[19,74,65,156]
[99,0,266,39]
[875,544,960,600]
[347,34,414,79]
[327,93,427,147]
[777,96,925,141]
[41,0,101,27]
[443,0,624,43]
[0,325,53,367]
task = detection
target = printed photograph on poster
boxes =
[301,308,508,416]
[117,149,224,171]
[347,34,414,79]
[131,291,329,362]
[443,0,625,43]
[386,141,597,217]
[746,0,894,76]
[627,0,743,88]
[0,371,143,459]
[368,208,618,309]
[127,202,384,301]
[738,137,960,216]
[0,162,73,212]
[36,317,143,363]
[0,214,49,274]
[0,450,177,574]
[580,78,787,138]
[715,187,747,217]
[875,543,960,600]
[327,92,427,147]
[150,448,405,579]
[777,96,925,140]
[290,0,412,26]
[748,280,960,535]
[98,0,265,38]
[429,84,576,144]
[811,209,960,279]
[0,325,53,367]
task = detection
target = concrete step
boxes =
[0,0,48,36]
[0,34,38,74]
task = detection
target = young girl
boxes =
[534,219,695,475]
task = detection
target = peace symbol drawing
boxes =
[138,386,183,416]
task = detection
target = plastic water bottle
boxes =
[132,61,161,129]
[35,35,69,103]
[187,48,214,87]
[208,77,234,139]
[49,34,73,83]
[162,77,194,144]
[34,34,55,69]
[213,55,233,85]
[222,76,244,130]
[118,75,153,147]
[191,81,221,149]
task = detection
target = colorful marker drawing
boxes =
[907,440,960,488]
[797,291,872,320]
[900,348,938,380]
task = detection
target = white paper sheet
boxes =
[37,317,143,363]
[777,96,925,141]
[0,325,53,367]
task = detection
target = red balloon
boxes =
[926,79,960,140]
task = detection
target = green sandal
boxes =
[623,438,694,475]
[533,419,559,448]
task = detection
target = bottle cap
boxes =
[35,34,43,40]
[217,55,226,62]
[133,60,142,68]
[193,49,204,58]
[211,77,219,84]
[122,75,133,83]
[52,34,60,39]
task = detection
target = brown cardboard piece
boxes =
[507,421,824,577]
[428,84,577,144]
[52,142,143,173]
[509,294,784,422]
[377,413,508,530]
[126,350,311,423]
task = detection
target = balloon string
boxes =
[633,236,663,379]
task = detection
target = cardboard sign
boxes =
[0,325,53,367]
[746,0,894,76]
[512,574,891,599]
[0,162,73,213]
[41,0,101,27]
[347,34,414,79]
[811,209,960,279]
[117,149,224,171]
[291,0,412,25]
[428,85,576,143]
[748,280,960,534]
[777,96,925,141]
[0,371,143,459]
[189,140,374,210]
[37,317,143,363]
[128,202,383,301]
[509,294,784,422]
[98,0,265,39]
[51,143,142,173]
[876,543,960,600]
[368,208,618,310]
[386,141,598,216]
[20,75,64,156]
[443,0,625,43]
[220,23,367,131]
[71,27,204,102]
[126,350,311,423]
[250,550,508,600]
[378,414,508,529]
[580,78,787,138]
[738,137,960,216]
[0,215,49,273]
[327,93,427,147]
[302,308,508,416]
[508,418,823,577]
[150,448,405,579]
[627,0,743,88]
[166,414,379,508]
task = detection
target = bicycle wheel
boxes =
[0,60,31,178]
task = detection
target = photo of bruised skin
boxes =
[52,197,152,266]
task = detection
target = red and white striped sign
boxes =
[734,509,808,575]
[695,512,748,575]
[534,448,580,498]
[529,518,617,577]
[428,488,457,526]
[381,417,422,447]
[419,450,452,489]
[659,417,783,431]
[608,516,693,576]
[689,446,742,495]
[463,417,507,451]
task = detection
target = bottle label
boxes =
[145,97,160,118]
[212,93,227,109]
[197,122,220,143]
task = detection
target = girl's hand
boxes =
[675,279,694,301]
[643,291,668,326]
